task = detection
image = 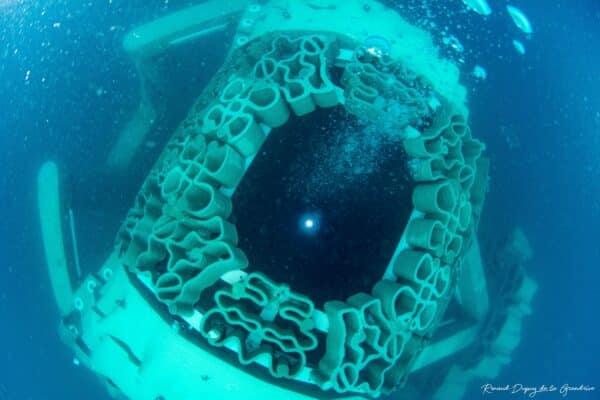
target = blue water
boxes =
[1,1,598,399]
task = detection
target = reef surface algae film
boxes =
[0,1,599,399]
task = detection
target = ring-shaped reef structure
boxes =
[116,33,488,398]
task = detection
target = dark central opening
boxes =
[231,106,415,307]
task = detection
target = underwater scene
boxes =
[0,0,598,399]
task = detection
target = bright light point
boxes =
[299,213,321,235]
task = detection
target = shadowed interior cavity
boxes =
[232,107,415,306]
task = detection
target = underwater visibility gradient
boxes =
[0,1,599,399]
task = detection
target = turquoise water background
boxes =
[0,1,598,399]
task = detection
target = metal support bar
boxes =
[37,161,75,315]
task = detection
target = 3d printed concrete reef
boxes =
[38,1,537,400]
